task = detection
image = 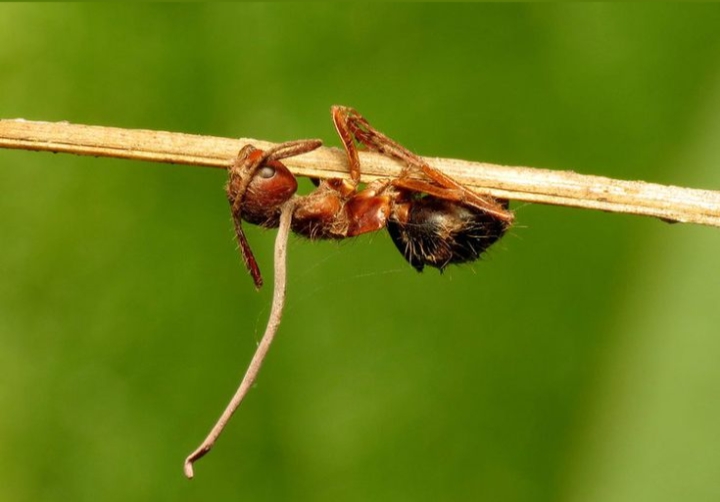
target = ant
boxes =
[184,106,513,478]
[229,105,513,288]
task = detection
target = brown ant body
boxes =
[227,106,513,287]
[185,106,513,477]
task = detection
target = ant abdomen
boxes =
[387,197,509,272]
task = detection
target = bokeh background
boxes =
[1,4,720,502]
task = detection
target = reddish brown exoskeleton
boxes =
[228,106,514,287]
[184,106,513,478]
[225,139,323,288]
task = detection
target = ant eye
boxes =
[258,166,275,179]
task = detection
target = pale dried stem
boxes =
[183,199,296,479]
[1,119,719,227]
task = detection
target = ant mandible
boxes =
[226,105,514,288]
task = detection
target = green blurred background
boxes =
[1,4,720,502]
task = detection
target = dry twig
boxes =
[2,118,720,227]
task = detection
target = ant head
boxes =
[241,159,298,225]
[227,140,322,289]
[240,139,322,225]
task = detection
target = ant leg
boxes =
[332,106,362,186]
[332,106,424,176]
[332,106,513,223]
[412,163,512,222]
[390,176,513,222]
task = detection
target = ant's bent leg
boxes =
[332,106,362,186]
[390,176,513,223]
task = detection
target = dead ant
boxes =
[231,106,513,287]
[184,106,513,478]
